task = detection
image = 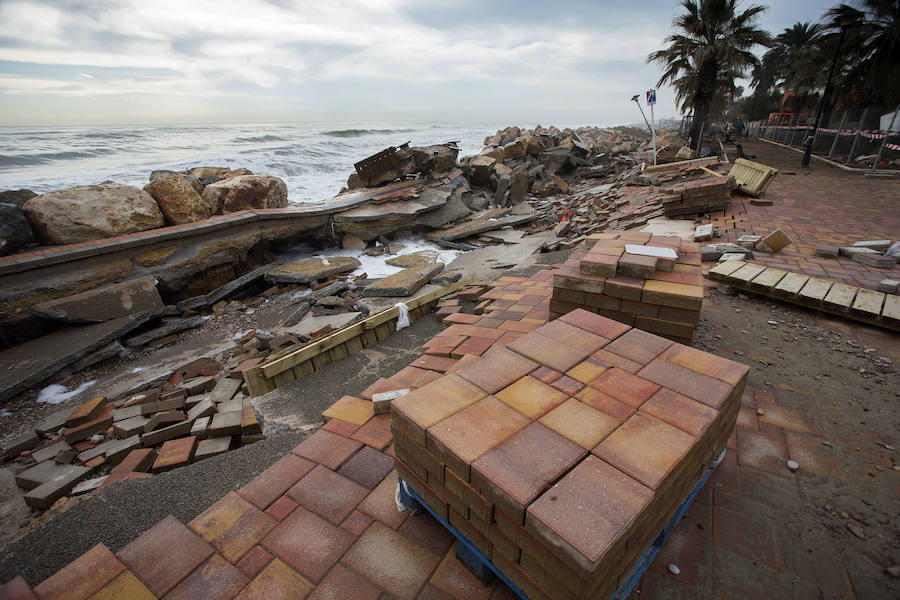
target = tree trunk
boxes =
[689,58,719,151]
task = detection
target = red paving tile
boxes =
[117,515,215,597]
[32,543,124,600]
[238,454,316,510]
[235,545,274,580]
[287,464,370,525]
[306,564,382,600]
[188,492,277,563]
[164,554,249,600]
[292,429,363,470]
[260,505,355,583]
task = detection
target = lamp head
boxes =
[631,95,640,102]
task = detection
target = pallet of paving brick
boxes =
[390,309,748,599]
[707,260,900,332]
[547,233,704,343]
[397,443,720,600]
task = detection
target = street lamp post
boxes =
[631,94,657,165]
[802,24,847,168]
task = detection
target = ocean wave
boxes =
[0,149,114,168]
[232,135,289,143]
[321,128,414,138]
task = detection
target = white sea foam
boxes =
[36,380,97,405]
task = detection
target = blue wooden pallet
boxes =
[397,447,724,600]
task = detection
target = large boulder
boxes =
[0,189,37,206]
[0,202,35,255]
[144,172,212,224]
[411,144,459,175]
[23,183,164,245]
[502,140,526,161]
[201,175,288,214]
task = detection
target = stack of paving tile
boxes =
[660,176,733,217]
[6,357,263,509]
[549,232,704,343]
[391,309,748,600]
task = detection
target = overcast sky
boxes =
[0,0,837,127]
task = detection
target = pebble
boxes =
[667,564,680,575]
[756,408,765,416]
[767,320,777,325]
[786,460,799,472]
[820,440,833,447]
[846,523,866,540]
[734,350,744,357]
[735,308,741,313]
[886,565,900,578]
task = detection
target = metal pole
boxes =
[847,106,869,164]
[828,110,848,159]
[803,25,846,167]
[788,126,797,146]
[871,103,900,173]
[649,101,657,165]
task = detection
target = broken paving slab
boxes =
[0,313,150,403]
[31,440,71,463]
[385,252,440,269]
[2,430,39,457]
[16,460,87,491]
[699,243,752,261]
[124,315,206,348]
[363,263,444,297]
[425,209,535,242]
[23,465,93,509]
[281,312,362,339]
[31,275,164,324]
[207,377,241,404]
[195,436,231,460]
[265,256,361,285]
[177,265,274,312]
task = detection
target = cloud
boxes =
[0,0,836,125]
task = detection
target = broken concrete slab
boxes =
[63,341,125,375]
[143,410,186,432]
[140,420,193,447]
[191,416,210,438]
[700,243,752,261]
[124,316,206,348]
[424,207,534,242]
[23,465,93,509]
[266,256,361,285]
[852,240,891,252]
[207,377,241,404]
[878,279,899,294]
[195,436,231,460]
[385,252,439,269]
[34,411,68,436]
[139,397,186,415]
[31,275,164,324]
[445,238,547,281]
[210,412,242,437]
[103,435,141,465]
[187,398,216,421]
[414,194,472,229]
[16,460,86,491]
[363,263,444,297]
[372,389,409,414]
[852,252,895,268]
[180,376,216,396]
[31,440,71,464]
[693,224,713,242]
[177,265,274,312]
[2,430,39,457]
[0,313,150,403]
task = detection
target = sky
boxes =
[0,0,837,127]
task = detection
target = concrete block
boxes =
[114,415,150,438]
[852,240,891,252]
[191,416,211,439]
[104,435,142,465]
[210,412,242,437]
[814,245,839,258]
[719,252,747,262]
[372,389,410,414]
[141,420,193,447]
[139,397,185,416]
[759,228,791,252]
[3,430,39,457]
[143,410,186,433]
[693,224,713,242]
[852,252,895,268]
[23,465,93,509]
[838,246,877,257]
[62,405,113,443]
[71,475,109,495]
[195,436,231,460]
[877,279,899,294]
[187,398,216,421]
[208,377,241,404]
[34,411,68,436]
[66,396,108,427]
[31,440,71,464]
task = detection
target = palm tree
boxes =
[649,0,771,149]
[760,23,826,121]
[825,1,900,108]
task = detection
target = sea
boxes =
[0,120,521,204]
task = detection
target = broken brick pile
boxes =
[5,354,264,511]
[661,176,734,217]
[549,232,705,343]
[389,309,748,600]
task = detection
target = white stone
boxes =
[667,564,681,575]
[786,460,799,472]
[624,244,677,259]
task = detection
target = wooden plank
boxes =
[773,272,809,298]
[331,342,349,362]
[707,260,746,280]
[242,366,275,398]
[699,166,726,178]
[728,263,766,284]
[272,370,295,388]
[851,288,885,318]
[345,336,364,354]
[644,156,719,174]
[749,268,787,293]
[822,283,858,311]
[311,353,330,370]
[797,277,832,304]
[882,294,900,324]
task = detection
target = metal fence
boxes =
[745,109,900,172]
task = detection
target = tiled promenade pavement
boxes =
[6,270,893,599]
[709,139,900,290]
